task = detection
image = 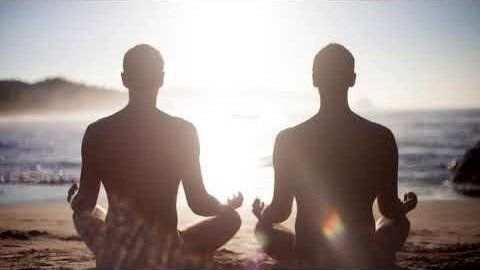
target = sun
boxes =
[180,2,273,90]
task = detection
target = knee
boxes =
[376,215,411,250]
[72,210,94,232]
[219,208,241,234]
[396,215,411,235]
[254,219,272,236]
[377,215,410,233]
[72,211,89,239]
[72,210,89,224]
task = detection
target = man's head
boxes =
[313,43,356,91]
[121,44,164,93]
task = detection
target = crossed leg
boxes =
[73,208,241,253]
[374,215,410,267]
[180,208,241,254]
[254,221,296,264]
[255,215,410,267]
[69,184,241,266]
[68,184,107,255]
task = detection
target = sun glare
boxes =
[322,211,344,239]
[191,106,275,202]
[183,2,274,90]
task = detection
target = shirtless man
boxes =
[252,43,417,268]
[68,44,242,269]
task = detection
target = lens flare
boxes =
[322,211,344,239]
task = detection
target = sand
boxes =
[1,198,480,269]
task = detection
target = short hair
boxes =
[123,44,164,75]
[313,43,354,75]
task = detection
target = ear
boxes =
[312,72,320,87]
[158,71,165,88]
[348,72,356,87]
[121,72,128,88]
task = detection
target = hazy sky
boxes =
[1,1,479,110]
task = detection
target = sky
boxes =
[0,1,479,110]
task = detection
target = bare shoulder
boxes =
[351,113,396,147]
[80,118,107,148]
[84,112,121,136]
[165,116,199,153]
[283,115,317,134]
[274,116,319,147]
[169,116,197,137]
[82,109,136,141]
[278,114,323,140]
[158,114,199,145]
[83,118,106,137]
[275,126,295,146]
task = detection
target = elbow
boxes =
[277,208,292,223]
[190,207,213,216]
[379,210,397,220]
[188,202,208,216]
[188,200,218,217]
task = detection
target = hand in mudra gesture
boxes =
[252,198,266,220]
[227,192,244,209]
[403,191,418,212]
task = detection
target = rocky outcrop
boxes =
[450,141,480,196]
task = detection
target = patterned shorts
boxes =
[73,196,200,269]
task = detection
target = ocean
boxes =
[0,108,479,205]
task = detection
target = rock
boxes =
[450,141,480,196]
[0,229,49,240]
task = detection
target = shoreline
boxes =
[0,182,468,206]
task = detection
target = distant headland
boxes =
[0,77,127,115]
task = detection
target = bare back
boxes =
[276,112,396,264]
[77,108,216,231]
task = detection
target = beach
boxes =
[2,0,480,268]
[0,110,479,269]
[1,198,479,269]
[2,111,478,270]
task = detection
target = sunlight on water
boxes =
[0,95,478,205]
[168,93,309,203]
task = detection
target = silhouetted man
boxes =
[252,43,417,268]
[68,44,242,269]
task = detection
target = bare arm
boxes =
[377,130,416,219]
[71,125,100,213]
[262,132,294,223]
[181,124,223,216]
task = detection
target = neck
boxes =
[318,88,351,116]
[127,90,158,112]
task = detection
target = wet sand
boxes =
[1,199,479,269]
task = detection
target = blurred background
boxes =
[0,1,479,205]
